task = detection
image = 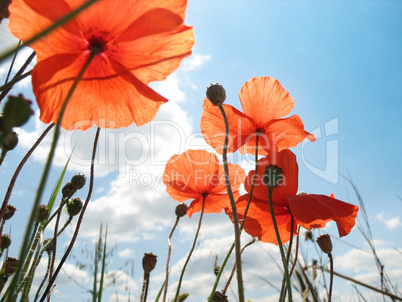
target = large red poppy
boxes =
[201,77,315,156]
[226,149,359,245]
[8,0,194,130]
[163,150,245,217]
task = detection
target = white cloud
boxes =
[182,53,212,71]
[118,248,134,259]
[376,213,402,230]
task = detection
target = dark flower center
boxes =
[87,35,108,54]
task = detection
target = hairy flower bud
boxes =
[1,234,11,249]
[211,291,229,302]
[62,182,75,198]
[3,205,16,220]
[263,165,283,188]
[71,174,86,190]
[206,83,226,105]
[43,238,54,254]
[142,253,157,275]
[316,234,333,254]
[2,94,33,129]
[1,130,18,152]
[35,205,49,223]
[66,198,83,216]
[175,203,188,218]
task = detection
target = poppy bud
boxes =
[3,257,18,278]
[177,293,189,301]
[1,130,18,152]
[142,253,157,275]
[175,203,188,218]
[0,0,12,22]
[214,265,220,276]
[206,83,226,105]
[71,174,86,190]
[316,234,333,254]
[304,230,313,242]
[1,234,11,249]
[35,205,49,223]
[3,205,16,220]
[263,165,283,188]
[2,94,33,129]
[211,291,228,302]
[62,182,75,198]
[66,198,83,216]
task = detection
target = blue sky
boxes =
[0,0,401,301]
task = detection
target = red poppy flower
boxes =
[8,0,194,130]
[163,150,245,217]
[226,149,359,245]
[201,77,315,157]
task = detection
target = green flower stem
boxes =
[0,124,54,226]
[268,187,292,301]
[328,253,333,302]
[0,0,100,63]
[222,238,255,296]
[207,133,260,301]
[39,126,100,302]
[7,51,96,302]
[174,196,205,302]
[3,40,22,84]
[279,215,295,301]
[33,253,52,302]
[163,216,181,302]
[217,103,244,302]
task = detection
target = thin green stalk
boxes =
[7,51,96,302]
[33,252,52,302]
[163,216,180,302]
[98,225,108,302]
[39,126,100,302]
[268,187,292,301]
[155,280,166,302]
[0,124,54,225]
[0,0,100,63]
[207,133,260,301]
[4,40,22,84]
[217,103,244,302]
[280,216,295,301]
[0,70,32,93]
[174,196,206,302]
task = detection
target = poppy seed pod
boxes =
[1,234,11,250]
[212,291,229,302]
[3,205,16,220]
[2,94,33,129]
[175,203,188,218]
[142,253,157,275]
[316,234,333,254]
[43,238,54,254]
[71,174,86,190]
[206,83,226,105]
[66,198,83,216]
[263,165,283,188]
[1,130,18,152]
[62,182,75,198]
[35,205,49,223]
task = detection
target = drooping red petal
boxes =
[210,163,245,194]
[244,149,298,207]
[227,195,296,245]
[287,194,359,237]
[163,150,219,200]
[201,98,255,154]
[187,191,239,217]
[239,77,294,127]
[263,115,316,152]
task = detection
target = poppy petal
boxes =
[287,194,359,237]
[211,163,245,194]
[239,77,294,126]
[227,195,296,245]
[201,98,255,154]
[163,150,219,198]
[32,54,168,129]
[263,115,316,152]
[244,149,298,207]
[187,192,239,217]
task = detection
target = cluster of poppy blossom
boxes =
[163,76,359,245]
